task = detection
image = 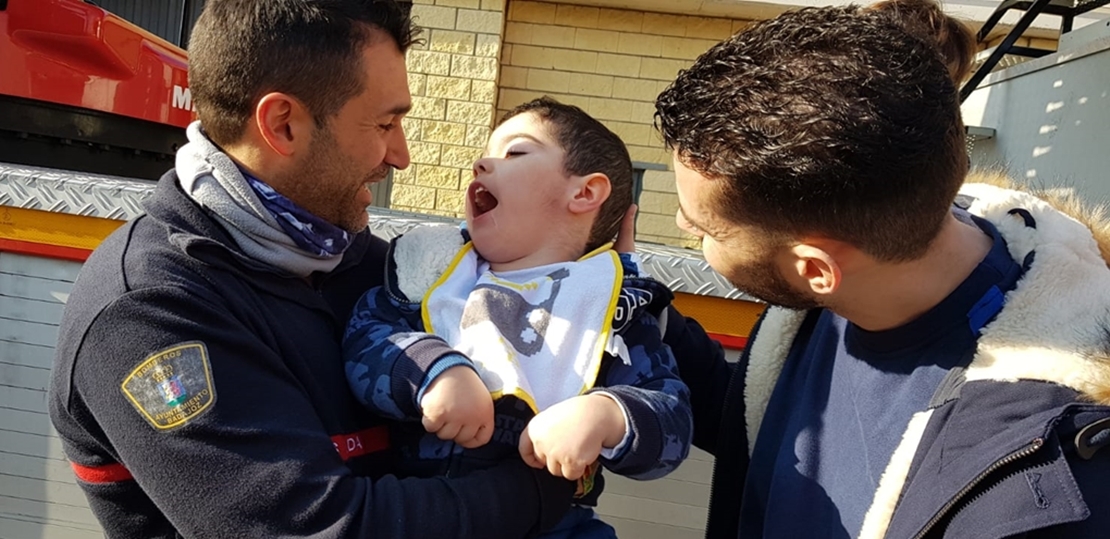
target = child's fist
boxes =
[419,366,494,449]
[518,394,626,480]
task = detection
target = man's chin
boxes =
[767,298,821,311]
[731,282,820,311]
[760,294,821,311]
[340,211,371,234]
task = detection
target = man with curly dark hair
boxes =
[654,1,1110,537]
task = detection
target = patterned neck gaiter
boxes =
[240,171,352,258]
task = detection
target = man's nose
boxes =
[385,126,410,170]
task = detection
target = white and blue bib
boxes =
[422,244,623,413]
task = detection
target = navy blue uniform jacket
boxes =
[48,173,572,539]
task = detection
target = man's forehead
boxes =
[355,36,411,113]
[353,90,410,120]
[380,102,412,116]
[678,201,712,230]
[676,174,736,237]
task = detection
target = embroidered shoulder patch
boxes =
[121,342,216,430]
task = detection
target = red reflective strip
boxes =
[708,333,749,350]
[332,426,390,461]
[70,461,134,483]
[0,238,93,262]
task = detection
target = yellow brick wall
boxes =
[983,35,1058,51]
[394,0,507,216]
[498,0,749,247]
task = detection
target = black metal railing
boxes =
[959,0,1110,102]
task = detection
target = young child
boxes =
[343,97,692,538]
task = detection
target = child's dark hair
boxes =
[499,97,633,253]
[869,0,976,82]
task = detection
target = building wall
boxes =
[496,0,752,247]
[963,23,1110,204]
[398,0,1070,247]
[392,0,507,217]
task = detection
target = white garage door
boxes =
[0,252,103,539]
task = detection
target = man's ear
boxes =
[789,243,842,296]
[568,173,611,215]
[255,92,315,157]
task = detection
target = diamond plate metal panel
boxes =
[0,164,152,220]
[1,163,751,300]
[361,213,752,300]
[636,243,753,301]
[365,207,462,241]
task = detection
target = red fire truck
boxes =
[0,0,191,180]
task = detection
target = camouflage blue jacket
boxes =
[343,228,693,505]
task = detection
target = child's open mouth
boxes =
[469,183,499,217]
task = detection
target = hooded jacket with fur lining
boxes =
[669,177,1110,539]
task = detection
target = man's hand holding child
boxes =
[419,365,495,449]
[518,394,627,480]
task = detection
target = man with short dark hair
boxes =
[48,1,574,537]
[654,1,1110,538]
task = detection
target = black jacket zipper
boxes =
[911,437,1045,539]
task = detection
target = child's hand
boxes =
[613,204,638,253]
[518,394,626,480]
[419,366,494,449]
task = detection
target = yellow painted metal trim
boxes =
[672,292,764,338]
[0,206,124,251]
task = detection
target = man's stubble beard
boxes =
[729,256,822,311]
[280,128,390,234]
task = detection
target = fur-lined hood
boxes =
[959,171,1110,407]
[862,172,1110,538]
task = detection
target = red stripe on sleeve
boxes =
[70,427,389,482]
[332,426,390,461]
[70,461,134,483]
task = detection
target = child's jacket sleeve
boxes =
[343,283,472,421]
[589,256,693,481]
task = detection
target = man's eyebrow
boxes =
[679,205,708,231]
[387,103,412,116]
